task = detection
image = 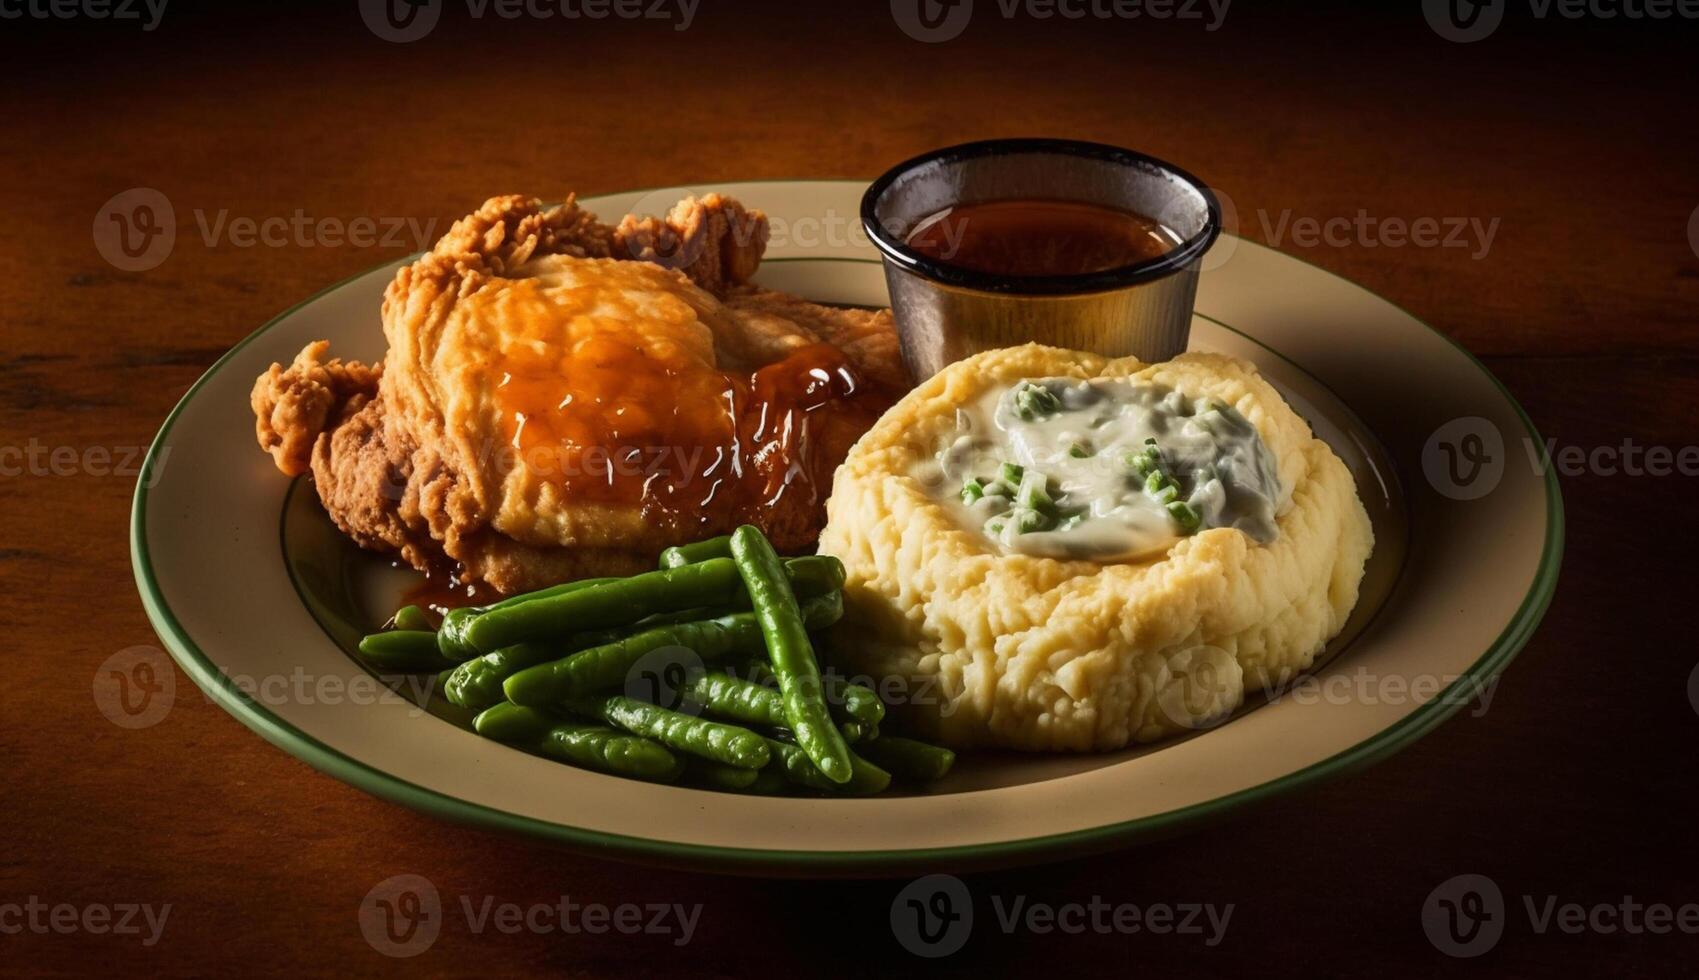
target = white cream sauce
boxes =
[910,377,1285,561]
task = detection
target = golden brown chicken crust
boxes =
[308,395,418,556]
[253,192,905,593]
[722,286,907,392]
[251,340,381,476]
[613,192,769,294]
[382,193,615,312]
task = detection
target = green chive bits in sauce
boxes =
[915,377,1285,561]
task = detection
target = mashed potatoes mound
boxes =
[818,345,1374,751]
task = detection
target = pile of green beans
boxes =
[357,526,956,795]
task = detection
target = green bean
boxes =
[743,660,885,728]
[731,526,852,784]
[1127,439,1204,534]
[437,612,480,662]
[1016,470,1057,515]
[678,670,785,726]
[660,557,847,610]
[539,722,683,782]
[444,609,713,711]
[689,556,844,612]
[769,722,877,746]
[660,535,848,599]
[744,767,792,795]
[778,555,848,601]
[461,557,844,656]
[567,694,770,770]
[649,557,843,616]
[436,577,619,661]
[474,704,683,781]
[737,658,883,726]
[1167,500,1202,532]
[503,594,842,706]
[507,615,756,707]
[392,605,433,632]
[489,577,626,610]
[1011,380,1061,420]
[682,758,761,791]
[357,630,458,673]
[738,658,777,686]
[824,673,886,726]
[465,560,745,653]
[839,751,893,795]
[658,535,733,569]
[472,703,559,742]
[759,737,835,792]
[449,642,570,712]
[445,618,655,709]
[761,738,890,795]
[683,671,873,744]
[857,736,956,783]
[450,558,843,661]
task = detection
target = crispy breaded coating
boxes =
[613,193,769,295]
[250,340,380,476]
[252,193,906,592]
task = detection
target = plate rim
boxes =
[130,180,1563,873]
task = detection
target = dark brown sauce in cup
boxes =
[904,199,1181,278]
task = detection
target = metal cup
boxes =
[862,138,1221,380]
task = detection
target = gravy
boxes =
[904,199,1180,278]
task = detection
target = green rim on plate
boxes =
[130,186,1563,873]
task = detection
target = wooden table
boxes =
[4,4,1694,974]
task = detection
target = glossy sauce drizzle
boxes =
[496,334,889,545]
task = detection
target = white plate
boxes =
[132,181,1561,873]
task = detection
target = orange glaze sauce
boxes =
[495,334,890,545]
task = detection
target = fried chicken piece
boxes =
[308,395,420,557]
[613,193,769,294]
[252,192,906,594]
[251,340,380,476]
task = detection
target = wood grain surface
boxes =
[3,3,1695,975]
